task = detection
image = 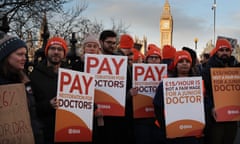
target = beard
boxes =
[103,46,114,54]
[219,54,230,63]
[47,55,62,65]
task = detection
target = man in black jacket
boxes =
[202,38,239,144]
[97,33,135,144]
[30,36,69,144]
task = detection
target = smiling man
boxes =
[29,36,70,144]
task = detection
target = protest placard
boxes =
[85,54,127,116]
[163,77,205,138]
[132,63,167,118]
[0,84,34,143]
[211,68,240,122]
[55,68,95,142]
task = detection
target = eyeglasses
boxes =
[49,46,64,52]
[104,41,116,45]
[219,48,231,52]
[148,56,160,60]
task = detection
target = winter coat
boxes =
[0,73,44,144]
[202,55,239,111]
[29,60,59,143]
[153,82,166,135]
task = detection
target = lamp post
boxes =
[66,32,78,67]
[194,38,198,50]
[212,0,216,44]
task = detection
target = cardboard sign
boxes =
[84,54,127,116]
[132,63,167,118]
[163,77,205,138]
[211,68,240,122]
[0,84,35,143]
[55,68,95,142]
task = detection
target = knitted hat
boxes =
[162,45,176,59]
[147,43,159,51]
[174,50,192,67]
[83,35,100,47]
[45,36,68,56]
[119,34,134,49]
[210,38,232,57]
[182,47,197,65]
[146,48,161,59]
[0,32,27,61]
[146,44,161,58]
[132,48,144,61]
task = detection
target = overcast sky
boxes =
[65,0,240,56]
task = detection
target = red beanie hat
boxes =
[148,43,159,51]
[210,38,232,57]
[146,44,161,58]
[45,37,68,56]
[174,50,192,67]
[146,48,161,59]
[132,49,144,61]
[162,45,176,59]
[119,34,134,49]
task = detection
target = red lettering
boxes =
[154,66,166,81]
[134,66,144,81]
[87,56,126,75]
[82,76,94,95]
[69,75,83,94]
[60,72,71,92]
[98,58,112,74]
[86,56,98,73]
[144,67,155,81]
[112,58,125,75]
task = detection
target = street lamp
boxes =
[66,32,78,66]
[194,38,198,50]
[212,0,217,44]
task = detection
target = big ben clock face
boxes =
[162,20,170,29]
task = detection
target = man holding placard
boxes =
[202,38,240,144]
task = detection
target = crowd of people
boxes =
[0,29,239,144]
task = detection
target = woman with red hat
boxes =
[153,50,203,144]
[145,44,162,64]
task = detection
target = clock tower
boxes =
[160,0,173,48]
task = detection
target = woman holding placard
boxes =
[153,50,203,144]
[0,31,44,144]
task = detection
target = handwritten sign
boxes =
[0,84,34,143]
[132,63,167,118]
[211,68,240,121]
[55,68,95,142]
[163,77,205,138]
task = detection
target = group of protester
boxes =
[0,29,239,144]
